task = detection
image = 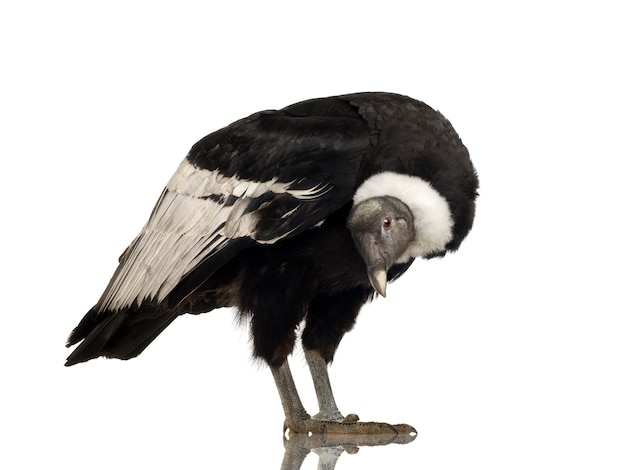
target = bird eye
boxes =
[382,216,392,229]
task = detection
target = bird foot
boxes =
[281,425,417,470]
[285,414,416,437]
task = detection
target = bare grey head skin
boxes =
[347,196,416,297]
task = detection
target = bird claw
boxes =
[281,424,417,470]
[284,416,417,437]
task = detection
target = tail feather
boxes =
[107,312,179,359]
[65,310,127,366]
[65,307,179,366]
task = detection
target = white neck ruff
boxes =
[353,172,453,260]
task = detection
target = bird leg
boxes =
[272,350,417,435]
[271,360,312,430]
[303,347,356,422]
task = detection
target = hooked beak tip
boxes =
[368,268,388,298]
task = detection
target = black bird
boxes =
[66,92,478,434]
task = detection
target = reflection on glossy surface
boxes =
[280,430,417,469]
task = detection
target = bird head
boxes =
[347,171,467,297]
[347,196,416,297]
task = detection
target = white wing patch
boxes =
[96,159,330,313]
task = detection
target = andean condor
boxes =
[66,92,479,435]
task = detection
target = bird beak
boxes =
[367,266,388,297]
[353,232,389,297]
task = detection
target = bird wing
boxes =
[95,105,371,313]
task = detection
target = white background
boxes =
[2,1,624,469]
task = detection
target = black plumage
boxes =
[66,92,478,434]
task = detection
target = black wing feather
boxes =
[66,97,375,364]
